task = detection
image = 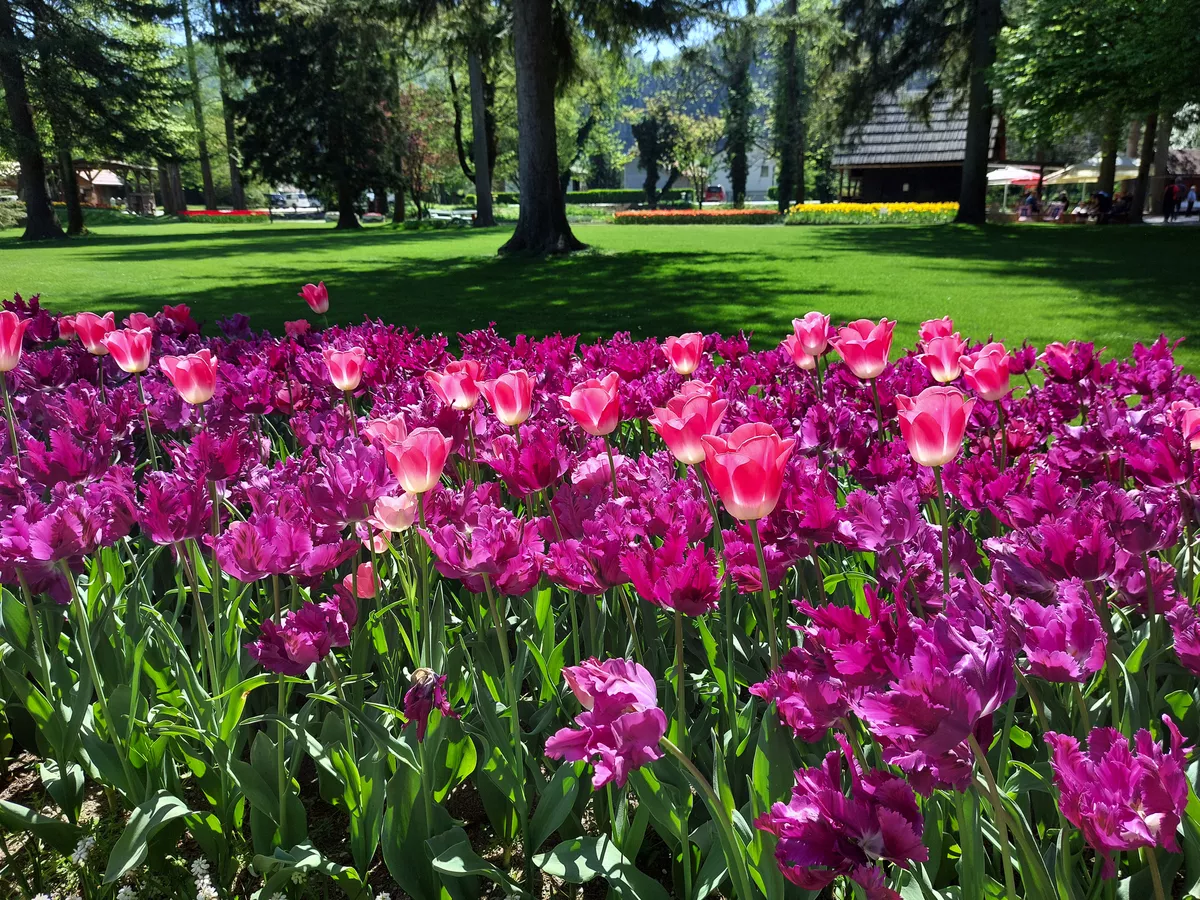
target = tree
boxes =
[631,97,680,209]
[220,0,398,229]
[717,0,758,207]
[670,112,724,206]
[772,0,806,212]
[833,0,1004,223]
[205,0,246,209]
[181,0,217,209]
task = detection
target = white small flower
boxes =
[195,880,219,900]
[118,887,137,900]
[32,894,53,900]
[291,869,306,884]
[70,835,96,865]
[375,894,392,900]
[267,894,288,900]
[66,895,83,900]
[190,857,211,879]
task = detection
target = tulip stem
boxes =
[1016,670,1050,732]
[933,466,950,597]
[870,378,886,442]
[417,493,432,666]
[136,374,159,470]
[619,586,644,662]
[277,674,289,843]
[343,389,359,437]
[967,733,1017,900]
[1147,847,1166,900]
[996,403,1008,470]
[604,437,620,497]
[181,544,217,694]
[1072,682,1091,733]
[750,518,780,671]
[1085,581,1123,731]
[207,484,224,686]
[660,737,753,900]
[698,475,736,721]
[674,608,687,755]
[1143,553,1158,716]
[466,414,480,486]
[1,371,20,468]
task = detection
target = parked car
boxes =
[703,185,726,204]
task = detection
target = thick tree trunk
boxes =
[1097,112,1119,196]
[1126,120,1142,160]
[468,49,496,227]
[392,183,406,223]
[1150,110,1173,215]
[448,67,475,182]
[181,0,217,210]
[955,0,1001,224]
[207,0,245,209]
[335,179,361,229]
[727,56,751,207]
[1130,112,1156,224]
[0,0,62,240]
[774,0,805,214]
[158,162,178,214]
[373,184,388,218]
[56,148,85,235]
[498,0,583,254]
[169,163,187,212]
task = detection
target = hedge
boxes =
[613,209,781,225]
[470,189,691,206]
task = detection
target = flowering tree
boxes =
[670,113,725,208]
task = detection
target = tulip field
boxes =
[3,286,1200,900]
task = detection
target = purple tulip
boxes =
[403,668,457,741]
[1011,581,1107,683]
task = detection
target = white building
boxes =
[621,148,776,201]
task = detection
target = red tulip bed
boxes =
[3,288,1200,900]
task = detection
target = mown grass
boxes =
[3,212,1197,366]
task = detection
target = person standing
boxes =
[1187,185,1197,217]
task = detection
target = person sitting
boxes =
[1110,191,1131,222]
[1019,191,1041,220]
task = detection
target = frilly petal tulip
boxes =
[299,281,329,314]
[284,320,311,339]
[832,318,894,381]
[919,316,955,343]
[895,386,975,468]
[159,349,218,405]
[101,328,153,374]
[560,372,621,436]
[919,334,967,383]
[781,334,817,370]
[73,311,116,356]
[702,422,796,520]
[364,413,408,449]
[385,427,452,494]
[404,668,458,741]
[792,311,831,357]
[961,342,1012,402]
[0,311,32,373]
[479,369,534,426]
[662,332,704,375]
[649,393,728,465]
[322,347,365,392]
[426,359,481,410]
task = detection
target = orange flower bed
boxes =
[613,208,781,224]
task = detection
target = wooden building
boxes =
[833,96,1003,202]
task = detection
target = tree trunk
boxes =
[208,0,245,209]
[774,0,804,214]
[335,179,360,229]
[954,0,1001,224]
[56,148,85,235]
[373,184,388,217]
[498,0,583,254]
[1150,110,1173,215]
[468,49,496,227]
[392,183,406,223]
[0,0,62,240]
[1126,120,1142,160]
[727,47,751,207]
[1097,112,1119,196]
[1130,111,1156,224]
[181,0,217,210]
[448,67,475,182]
[158,162,178,214]
[169,163,187,212]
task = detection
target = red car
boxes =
[702,185,726,204]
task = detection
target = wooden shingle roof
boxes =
[834,96,996,167]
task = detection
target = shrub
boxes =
[614,208,780,224]
[785,201,957,225]
[176,209,270,224]
[0,201,26,230]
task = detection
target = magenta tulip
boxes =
[662,332,704,375]
[832,318,894,381]
[559,373,620,437]
[792,311,831,357]
[426,360,482,410]
[322,347,365,392]
[918,316,955,343]
[160,349,218,405]
[649,393,728,465]
[299,281,329,314]
[919,334,967,384]
[961,342,1012,402]
[780,334,817,370]
[101,328,153,374]
[0,311,31,373]
[479,369,534,426]
[73,311,116,356]
[385,427,452,494]
[702,422,795,520]
[895,386,975,468]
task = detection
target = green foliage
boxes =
[0,202,25,230]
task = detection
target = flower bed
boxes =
[2,289,1199,900]
[614,208,781,224]
[786,201,958,225]
[177,208,271,222]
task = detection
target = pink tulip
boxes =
[364,413,409,449]
[479,369,534,426]
[101,328,153,374]
[58,314,77,340]
[560,373,621,437]
[385,427,453,494]
[322,347,365,392]
[371,493,419,532]
[961,342,1012,402]
[832,318,894,381]
[780,334,817,371]
[649,393,728,465]
[792,311,831,357]
[919,316,955,344]
[300,282,329,314]
[919,334,967,384]
[662,333,704,376]
[678,379,720,402]
[702,422,795,520]
[124,312,157,332]
[426,360,481,410]
[284,320,311,339]
[159,349,218,405]
[0,311,32,373]
[895,386,975,468]
[73,312,116,356]
[342,562,376,599]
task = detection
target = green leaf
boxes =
[430,837,527,896]
[0,799,82,855]
[534,835,672,900]
[432,722,477,802]
[1165,690,1194,721]
[1008,724,1033,749]
[1125,637,1149,673]
[103,790,190,883]
[529,762,580,852]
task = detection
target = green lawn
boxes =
[4,215,1198,366]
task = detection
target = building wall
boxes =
[847,166,962,203]
[622,150,776,201]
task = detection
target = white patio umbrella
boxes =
[1042,155,1140,185]
[988,166,1042,208]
